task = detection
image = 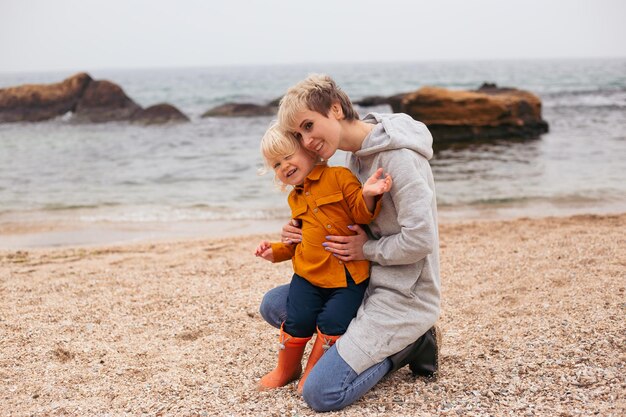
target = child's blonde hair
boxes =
[260,122,300,171]
[277,74,359,133]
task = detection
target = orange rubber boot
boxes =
[259,325,311,390]
[297,328,340,394]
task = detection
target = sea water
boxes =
[0,59,625,236]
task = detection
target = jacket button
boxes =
[305,191,310,196]
[326,224,331,229]
[313,208,319,213]
[338,261,343,265]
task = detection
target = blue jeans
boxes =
[260,284,392,412]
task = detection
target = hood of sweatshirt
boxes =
[355,112,433,160]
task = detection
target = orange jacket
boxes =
[271,164,381,288]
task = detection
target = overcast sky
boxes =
[1,0,625,73]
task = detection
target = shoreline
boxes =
[2,213,624,415]
[0,218,288,250]
[1,201,625,249]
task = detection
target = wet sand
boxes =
[1,213,625,416]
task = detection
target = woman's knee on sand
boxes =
[258,284,288,329]
[301,345,392,412]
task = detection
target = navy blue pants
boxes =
[283,270,369,338]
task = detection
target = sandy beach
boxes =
[1,213,624,416]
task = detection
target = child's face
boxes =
[270,146,317,186]
[290,108,342,161]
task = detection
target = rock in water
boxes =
[354,95,391,106]
[72,80,142,123]
[131,103,190,125]
[201,102,277,117]
[0,73,192,125]
[389,84,549,141]
[0,73,92,122]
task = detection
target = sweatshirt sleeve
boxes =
[336,168,382,224]
[270,242,297,263]
[362,150,436,266]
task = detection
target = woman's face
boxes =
[291,108,342,160]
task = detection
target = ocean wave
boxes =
[545,104,626,112]
[542,86,626,97]
[0,205,291,224]
[542,88,626,109]
[78,208,290,222]
[42,202,121,211]
[438,193,626,208]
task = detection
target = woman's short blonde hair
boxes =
[277,74,359,132]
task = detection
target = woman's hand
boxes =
[281,219,302,244]
[322,224,368,261]
[254,240,274,262]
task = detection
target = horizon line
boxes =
[1,55,625,76]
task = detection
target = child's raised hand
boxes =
[254,240,274,262]
[363,168,393,197]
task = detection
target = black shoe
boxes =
[388,325,441,378]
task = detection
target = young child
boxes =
[254,123,392,393]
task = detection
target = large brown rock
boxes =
[0,73,92,122]
[131,103,190,125]
[72,80,142,123]
[389,84,549,141]
[354,95,391,107]
[201,102,277,118]
[0,73,193,125]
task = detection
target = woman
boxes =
[260,74,441,411]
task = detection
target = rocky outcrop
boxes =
[72,80,142,123]
[268,97,282,107]
[389,83,549,141]
[131,103,190,125]
[0,73,92,122]
[0,72,190,125]
[201,102,277,118]
[354,95,391,107]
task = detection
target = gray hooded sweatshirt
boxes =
[336,112,441,374]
